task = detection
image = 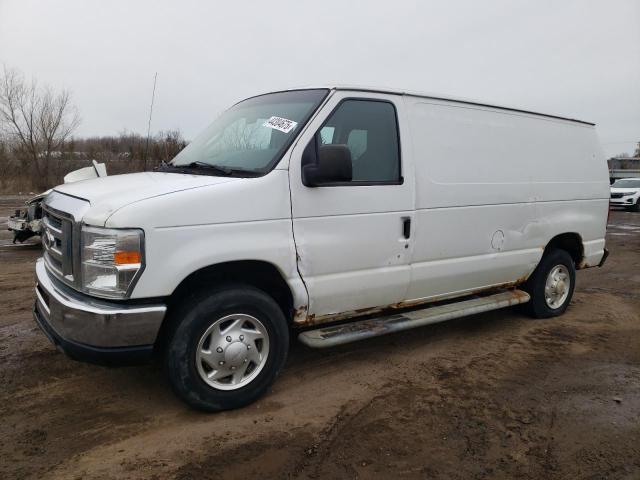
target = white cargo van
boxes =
[33,86,609,411]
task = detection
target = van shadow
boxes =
[286,305,528,373]
[88,306,529,414]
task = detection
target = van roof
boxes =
[281,85,595,126]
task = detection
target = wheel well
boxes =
[168,260,294,317]
[544,233,584,267]
[154,261,295,354]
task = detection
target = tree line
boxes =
[0,66,187,193]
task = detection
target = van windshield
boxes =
[612,179,640,188]
[170,89,328,175]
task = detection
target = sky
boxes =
[0,0,638,157]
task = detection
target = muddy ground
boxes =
[1,195,639,480]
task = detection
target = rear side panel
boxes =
[404,97,608,303]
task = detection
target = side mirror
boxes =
[302,144,352,187]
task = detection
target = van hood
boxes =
[53,171,239,221]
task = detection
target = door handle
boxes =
[402,217,411,239]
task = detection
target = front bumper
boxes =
[33,258,166,365]
[7,216,26,230]
[610,196,637,206]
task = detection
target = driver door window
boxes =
[317,99,401,184]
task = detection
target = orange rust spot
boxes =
[293,305,309,324]
[514,273,530,285]
[511,289,530,301]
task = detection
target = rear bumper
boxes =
[33,258,166,365]
[598,248,609,268]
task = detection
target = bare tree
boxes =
[0,66,80,189]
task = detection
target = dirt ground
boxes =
[1,195,639,480]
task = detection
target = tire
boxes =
[632,198,640,212]
[521,249,576,319]
[164,284,289,412]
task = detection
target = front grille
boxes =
[611,192,623,199]
[42,206,74,283]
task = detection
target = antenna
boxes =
[144,72,158,171]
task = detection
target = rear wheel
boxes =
[165,284,289,411]
[522,249,576,318]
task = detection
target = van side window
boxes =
[317,100,401,183]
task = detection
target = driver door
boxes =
[288,91,415,320]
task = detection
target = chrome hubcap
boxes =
[544,265,570,309]
[196,314,269,391]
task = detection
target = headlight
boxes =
[622,191,637,197]
[81,225,144,298]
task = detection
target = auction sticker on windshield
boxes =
[263,116,298,134]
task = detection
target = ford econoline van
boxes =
[33,86,609,411]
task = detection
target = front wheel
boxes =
[164,285,289,411]
[522,249,576,318]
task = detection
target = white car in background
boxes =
[610,178,640,211]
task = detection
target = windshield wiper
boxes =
[158,161,233,176]
[186,161,233,175]
[159,161,261,177]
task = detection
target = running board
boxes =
[298,290,530,348]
